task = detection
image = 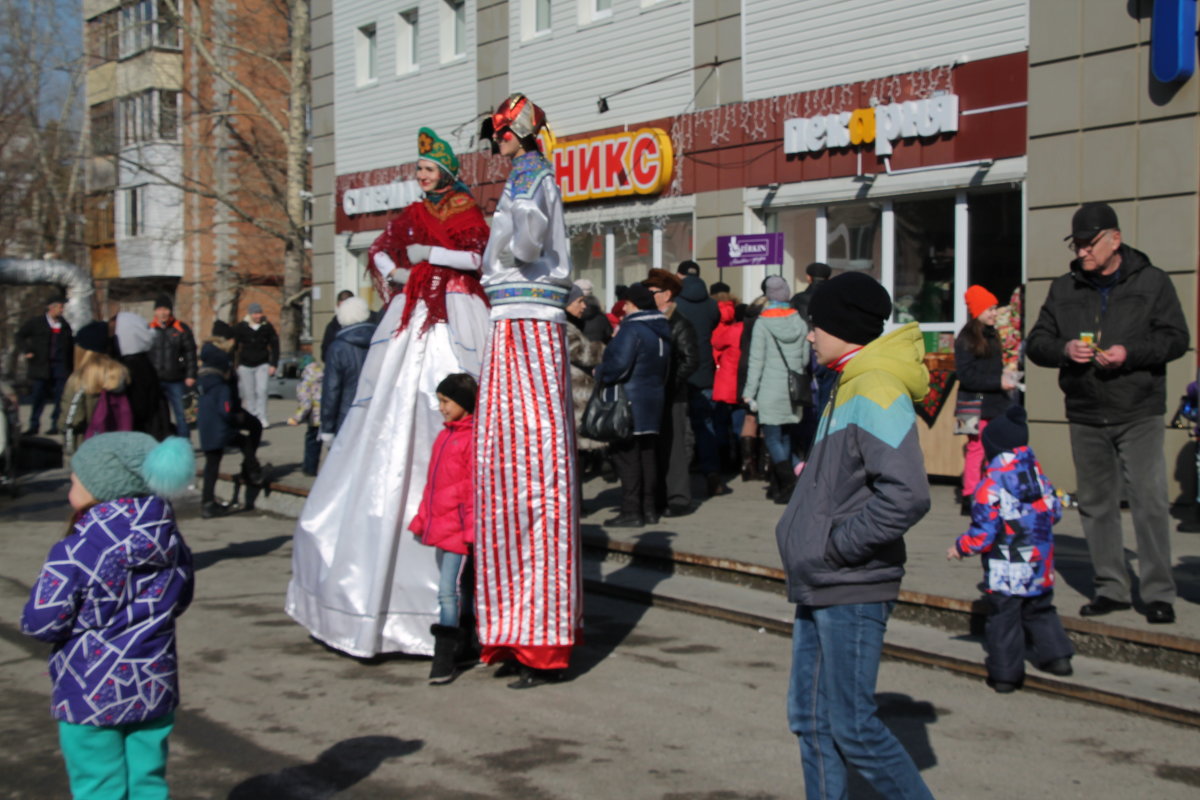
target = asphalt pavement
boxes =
[2,473,1199,798]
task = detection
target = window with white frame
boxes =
[440,0,466,61]
[523,0,552,39]
[119,89,180,146]
[578,0,612,25]
[396,8,419,73]
[356,23,377,85]
[125,185,146,237]
[118,0,180,58]
[770,188,1022,339]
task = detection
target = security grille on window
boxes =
[119,0,181,58]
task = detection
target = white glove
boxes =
[406,244,432,264]
[497,246,516,270]
[374,251,397,273]
[320,432,334,444]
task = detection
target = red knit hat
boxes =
[965,285,999,319]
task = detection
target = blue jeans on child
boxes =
[788,602,933,800]
[437,550,465,627]
[58,712,174,800]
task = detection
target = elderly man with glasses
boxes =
[1026,202,1189,625]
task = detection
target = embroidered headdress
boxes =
[417,127,459,176]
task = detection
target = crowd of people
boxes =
[12,78,1191,800]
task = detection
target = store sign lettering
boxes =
[342,180,422,216]
[783,94,959,157]
[553,128,674,203]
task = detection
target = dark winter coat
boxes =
[1026,244,1189,425]
[673,275,721,389]
[148,318,197,383]
[17,314,73,380]
[22,495,193,725]
[567,323,606,451]
[790,286,817,322]
[595,309,671,435]
[321,322,373,435]
[954,325,1011,421]
[196,344,238,451]
[569,299,614,344]
[233,319,280,368]
[409,415,475,556]
[737,301,765,399]
[120,352,172,440]
[665,306,699,401]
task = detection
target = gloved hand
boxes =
[406,244,432,265]
[320,432,334,444]
[497,246,516,270]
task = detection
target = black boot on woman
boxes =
[772,461,797,505]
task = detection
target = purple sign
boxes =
[716,233,784,268]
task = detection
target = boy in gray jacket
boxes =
[776,272,934,800]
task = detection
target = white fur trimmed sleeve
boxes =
[429,247,482,272]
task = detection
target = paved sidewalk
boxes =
[231,399,1200,644]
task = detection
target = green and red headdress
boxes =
[417,127,459,177]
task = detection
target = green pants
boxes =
[57,712,174,800]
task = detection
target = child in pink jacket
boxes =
[410,372,477,684]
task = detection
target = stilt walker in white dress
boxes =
[475,94,581,688]
[286,128,491,657]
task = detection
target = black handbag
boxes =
[771,336,812,409]
[579,382,633,442]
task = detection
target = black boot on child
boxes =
[429,624,461,685]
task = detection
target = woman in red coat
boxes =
[711,292,747,477]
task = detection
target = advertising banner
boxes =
[716,233,784,268]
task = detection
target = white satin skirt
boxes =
[285,293,490,657]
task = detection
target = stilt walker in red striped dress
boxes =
[475,93,581,689]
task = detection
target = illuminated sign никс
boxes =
[552,128,673,203]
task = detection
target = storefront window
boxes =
[660,214,694,273]
[892,196,955,324]
[826,202,882,281]
[570,228,606,297]
[774,206,817,290]
[968,190,1022,308]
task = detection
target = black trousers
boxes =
[984,590,1074,682]
[201,412,263,502]
[655,399,690,511]
[612,433,658,517]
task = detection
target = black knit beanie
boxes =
[154,293,173,311]
[627,282,657,311]
[982,404,1028,461]
[809,272,892,345]
[212,319,236,340]
[75,321,110,354]
[436,373,477,415]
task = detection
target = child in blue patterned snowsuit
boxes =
[22,431,195,799]
[948,405,1074,693]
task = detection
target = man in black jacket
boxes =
[17,295,73,434]
[1026,202,1189,625]
[645,269,699,517]
[673,265,726,497]
[148,294,198,438]
[234,302,280,428]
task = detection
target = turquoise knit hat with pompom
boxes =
[72,432,194,502]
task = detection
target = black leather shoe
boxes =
[1145,602,1175,624]
[1039,657,1073,676]
[662,503,693,518]
[644,512,661,525]
[1079,597,1132,617]
[508,665,563,689]
[202,501,234,519]
[987,677,1019,694]
[603,513,644,528]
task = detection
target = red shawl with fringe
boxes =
[367,192,490,335]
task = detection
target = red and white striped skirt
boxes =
[474,319,582,670]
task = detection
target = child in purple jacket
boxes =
[22,432,195,797]
[947,405,1074,693]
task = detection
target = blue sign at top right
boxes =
[1152,0,1197,83]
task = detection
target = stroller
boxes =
[0,380,19,497]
